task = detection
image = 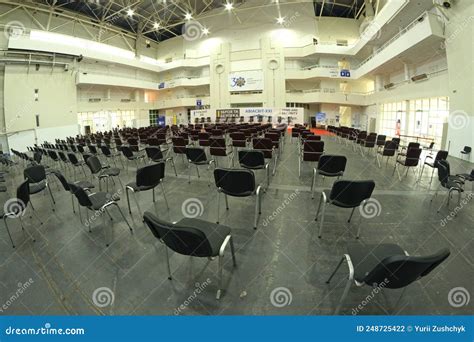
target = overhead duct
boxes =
[411,74,428,82]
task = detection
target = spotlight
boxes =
[277,16,285,24]
[442,0,452,8]
[146,40,151,48]
[126,8,134,16]
[224,2,233,11]
[64,64,69,72]
[185,13,192,20]
[202,27,210,35]
[77,54,83,62]
[153,22,160,29]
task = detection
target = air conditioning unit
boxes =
[384,83,395,89]
[336,40,348,46]
[411,73,428,82]
[88,98,101,103]
[165,57,173,63]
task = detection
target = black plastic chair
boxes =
[253,138,278,175]
[327,243,450,314]
[209,137,233,167]
[126,163,169,219]
[24,165,56,211]
[376,141,397,168]
[69,183,132,246]
[121,146,145,172]
[315,180,376,238]
[311,155,347,199]
[185,147,214,184]
[143,211,236,299]
[238,150,270,189]
[68,153,88,177]
[418,150,448,184]
[214,168,262,229]
[1,180,40,248]
[100,145,121,168]
[430,160,464,213]
[393,148,422,181]
[51,170,94,214]
[145,147,177,176]
[460,146,471,160]
[86,155,123,191]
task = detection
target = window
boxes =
[77,110,136,134]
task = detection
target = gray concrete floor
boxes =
[0,134,473,315]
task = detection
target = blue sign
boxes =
[157,115,165,126]
[316,112,326,123]
[158,82,165,89]
[0,316,471,342]
[196,99,202,107]
[340,69,351,77]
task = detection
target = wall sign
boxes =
[229,70,264,92]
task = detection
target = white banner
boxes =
[229,70,264,92]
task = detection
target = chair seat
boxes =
[88,192,120,210]
[347,243,406,283]
[457,173,473,182]
[74,180,95,189]
[424,161,435,167]
[176,218,231,257]
[101,168,120,177]
[29,180,46,194]
[323,189,358,208]
[126,181,158,192]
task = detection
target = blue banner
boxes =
[0,316,472,341]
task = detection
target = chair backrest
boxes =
[253,138,273,158]
[214,168,255,196]
[434,150,449,163]
[329,180,376,208]
[317,155,347,176]
[86,155,102,174]
[121,146,135,159]
[68,182,93,207]
[145,147,163,161]
[407,142,420,150]
[303,141,324,162]
[238,150,265,169]
[306,135,321,141]
[100,145,111,156]
[463,146,472,153]
[52,170,70,191]
[436,160,452,186]
[376,135,386,146]
[143,211,214,257]
[14,180,30,214]
[136,163,165,187]
[209,138,227,156]
[404,148,422,166]
[382,141,397,156]
[24,165,46,183]
[67,153,80,165]
[363,248,450,288]
[186,147,208,163]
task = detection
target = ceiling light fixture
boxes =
[153,22,160,29]
[185,13,192,20]
[225,2,234,11]
[202,27,210,35]
[277,16,285,24]
[126,9,134,16]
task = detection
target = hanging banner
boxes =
[229,70,264,92]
